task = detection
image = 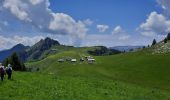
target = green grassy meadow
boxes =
[1,47,170,100]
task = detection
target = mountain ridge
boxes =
[110,46,144,52]
[0,37,60,62]
[0,44,30,62]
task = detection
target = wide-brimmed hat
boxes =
[8,64,11,67]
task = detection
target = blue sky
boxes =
[51,0,162,30]
[0,0,170,50]
[50,0,159,27]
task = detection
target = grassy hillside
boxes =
[1,46,170,99]
[27,51,170,90]
[1,72,170,100]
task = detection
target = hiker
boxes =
[6,64,12,80]
[0,63,5,81]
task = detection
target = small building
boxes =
[58,59,64,63]
[66,57,72,61]
[85,56,93,60]
[87,58,95,62]
[71,59,77,62]
[80,58,84,62]
[87,58,95,64]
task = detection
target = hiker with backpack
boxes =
[6,64,12,80]
[0,63,5,81]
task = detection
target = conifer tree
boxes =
[152,39,157,46]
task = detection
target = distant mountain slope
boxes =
[25,38,121,61]
[26,37,60,61]
[88,46,121,56]
[0,37,60,62]
[0,37,122,62]
[110,46,144,52]
[0,44,30,62]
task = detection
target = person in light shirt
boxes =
[6,64,12,80]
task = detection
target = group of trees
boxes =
[151,33,170,46]
[88,46,121,56]
[2,52,26,71]
[164,33,170,43]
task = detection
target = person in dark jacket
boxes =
[0,63,5,81]
[6,64,12,80]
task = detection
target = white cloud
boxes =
[1,0,88,39]
[83,19,93,26]
[140,31,156,37]
[97,24,109,32]
[112,26,125,34]
[29,0,44,5]
[111,26,130,41]
[49,13,88,38]
[157,0,170,14]
[118,35,130,40]
[0,35,44,50]
[138,11,170,37]
[80,34,145,47]
[3,0,32,22]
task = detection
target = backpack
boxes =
[0,67,5,74]
[7,67,12,74]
